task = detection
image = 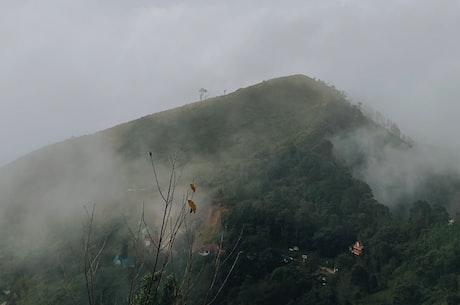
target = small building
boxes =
[113,255,136,268]
[350,241,364,256]
[319,266,338,275]
[113,255,122,266]
[301,254,308,262]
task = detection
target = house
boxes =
[113,255,136,268]
[113,255,122,266]
[319,266,338,275]
[350,241,364,256]
[281,255,294,263]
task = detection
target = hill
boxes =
[1,75,460,305]
[0,74,356,250]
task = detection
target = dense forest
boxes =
[1,75,460,305]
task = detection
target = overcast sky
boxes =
[1,0,459,166]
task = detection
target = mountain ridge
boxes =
[0,74,350,172]
[4,74,457,305]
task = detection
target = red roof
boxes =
[351,241,364,255]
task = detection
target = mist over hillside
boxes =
[332,113,460,212]
[0,133,125,251]
[2,75,460,304]
[0,75,322,248]
[1,74,459,252]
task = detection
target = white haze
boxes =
[1,0,460,257]
[0,131,211,254]
[1,0,460,166]
[332,125,460,210]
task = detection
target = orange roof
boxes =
[351,241,364,255]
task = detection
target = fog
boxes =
[1,0,460,166]
[1,0,460,264]
[332,115,460,211]
[0,131,210,256]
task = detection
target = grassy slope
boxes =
[109,75,339,159]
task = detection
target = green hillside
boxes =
[1,75,460,305]
[111,74,348,159]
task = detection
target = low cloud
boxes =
[1,0,460,167]
[332,123,460,211]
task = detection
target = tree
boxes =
[408,200,433,237]
[199,88,208,101]
[392,282,424,305]
[83,204,108,305]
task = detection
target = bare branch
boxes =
[205,251,243,305]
